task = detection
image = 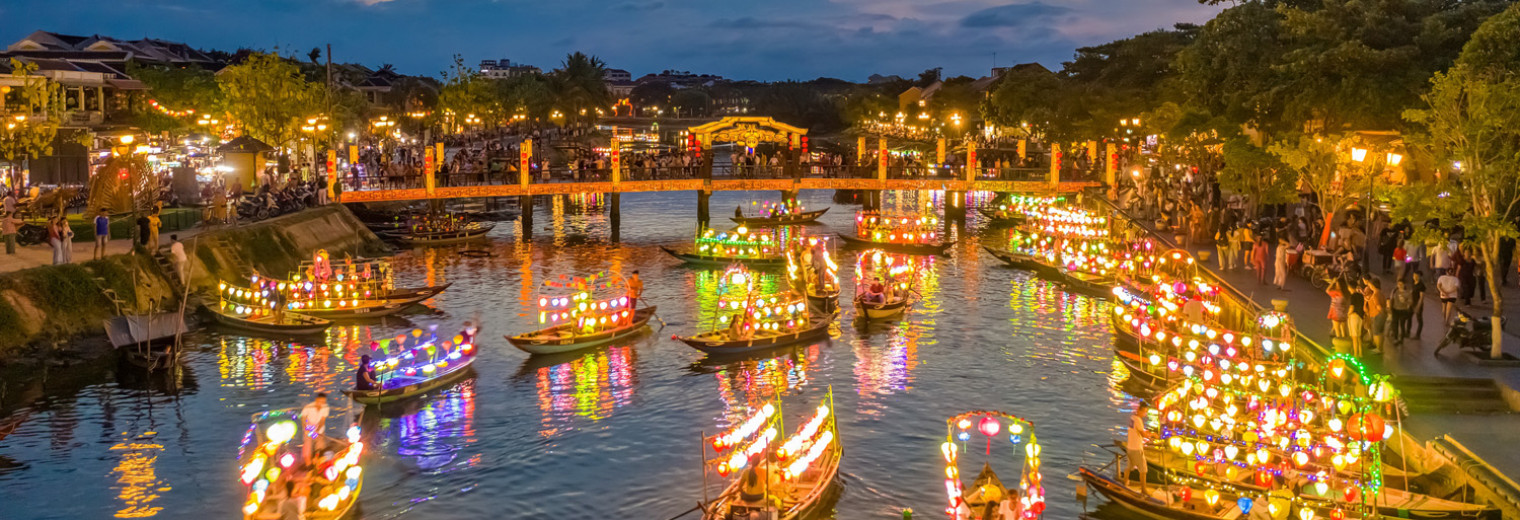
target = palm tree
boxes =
[552,52,610,122]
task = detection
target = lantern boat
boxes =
[663,226,789,268]
[1054,268,1116,299]
[238,409,364,520]
[678,264,834,356]
[227,273,421,321]
[702,390,841,520]
[786,236,840,312]
[942,411,1045,520]
[852,250,918,322]
[296,253,452,304]
[508,272,656,355]
[396,222,494,246]
[977,206,1027,225]
[837,212,954,256]
[345,326,478,404]
[205,300,332,337]
[1077,466,1228,520]
[731,206,829,227]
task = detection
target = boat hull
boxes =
[396,224,495,246]
[836,233,954,256]
[103,313,188,349]
[982,247,1057,276]
[298,300,412,319]
[507,306,657,355]
[345,356,477,405]
[729,207,829,226]
[977,207,1027,225]
[205,307,332,336]
[387,284,451,305]
[660,246,786,268]
[1078,467,1224,520]
[679,318,833,355]
[854,297,908,321]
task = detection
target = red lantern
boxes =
[1346,413,1386,442]
[1330,509,1346,520]
[1181,487,1192,502]
[1254,471,1275,487]
[1343,486,1359,503]
[979,417,1001,437]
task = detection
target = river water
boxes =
[0,190,1143,520]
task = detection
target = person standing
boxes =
[1125,404,1149,494]
[1346,281,1366,357]
[1409,271,1428,339]
[299,393,330,461]
[2,190,15,215]
[1274,237,1290,290]
[1389,278,1415,344]
[1363,277,1386,352]
[2,211,19,255]
[169,235,187,280]
[48,218,63,264]
[147,207,162,252]
[1327,279,1349,339]
[60,218,74,263]
[1235,224,1255,270]
[1391,240,1407,281]
[1215,221,1233,271]
[1253,237,1269,285]
[93,209,110,260]
[627,270,644,310]
[1436,268,1461,325]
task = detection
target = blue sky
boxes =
[3,0,1221,81]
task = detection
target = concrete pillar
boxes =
[780,189,798,208]
[519,139,533,186]
[609,193,621,242]
[697,190,711,228]
[519,195,534,239]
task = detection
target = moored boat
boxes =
[396,222,494,246]
[982,246,1057,276]
[239,409,364,520]
[508,271,654,355]
[661,246,787,268]
[838,211,953,256]
[103,312,187,349]
[836,232,955,256]
[664,225,790,268]
[205,302,332,336]
[786,236,841,313]
[942,411,1045,519]
[731,207,829,226]
[977,206,1027,225]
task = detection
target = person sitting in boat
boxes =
[271,290,288,321]
[735,205,744,218]
[355,355,379,391]
[460,322,477,345]
[737,465,767,506]
[864,277,886,304]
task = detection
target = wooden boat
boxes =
[982,246,1056,276]
[345,352,477,405]
[396,222,494,246]
[660,246,786,268]
[730,207,829,226]
[854,294,908,321]
[387,283,451,304]
[295,299,412,319]
[807,288,840,313]
[977,206,1027,225]
[508,306,657,355]
[205,305,332,336]
[240,409,364,520]
[679,316,833,356]
[1078,467,1225,520]
[703,391,841,520]
[836,233,954,256]
[1057,268,1116,299]
[103,312,187,349]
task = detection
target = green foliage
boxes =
[439,55,500,129]
[1268,132,1358,225]
[497,74,553,120]
[126,61,222,133]
[750,82,844,132]
[1219,137,1297,211]
[0,58,67,163]
[670,89,712,118]
[217,51,325,148]
[1175,2,1289,134]
[550,52,611,122]
[982,66,1063,136]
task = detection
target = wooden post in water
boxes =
[697,190,710,228]
[947,190,967,226]
[609,193,621,242]
[520,195,534,239]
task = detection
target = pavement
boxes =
[0,225,208,274]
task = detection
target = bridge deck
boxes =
[340,177,1100,203]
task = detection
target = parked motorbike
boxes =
[1437,310,1507,354]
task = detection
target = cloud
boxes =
[707,17,823,30]
[353,0,397,6]
[616,1,664,12]
[959,2,1072,28]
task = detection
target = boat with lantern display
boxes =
[702,389,841,520]
[941,411,1045,520]
[786,236,841,312]
[852,250,918,321]
[508,272,657,355]
[238,409,364,520]
[663,226,789,268]
[982,246,1058,276]
[345,326,478,404]
[837,212,954,256]
[387,214,494,246]
[205,298,332,337]
[731,200,829,227]
[978,194,1063,226]
[297,255,451,304]
[227,273,418,320]
[678,264,834,356]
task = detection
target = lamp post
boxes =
[1349,147,1400,270]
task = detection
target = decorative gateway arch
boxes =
[688,116,809,150]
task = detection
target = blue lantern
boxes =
[1236,497,1252,514]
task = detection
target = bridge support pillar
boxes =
[697,190,711,228]
[609,193,621,242]
[862,190,881,211]
[519,195,534,239]
[947,190,967,227]
[780,189,798,209]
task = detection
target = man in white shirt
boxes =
[168,235,187,280]
[1436,269,1462,327]
[299,393,330,460]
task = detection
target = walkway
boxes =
[0,225,208,275]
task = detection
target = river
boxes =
[0,190,1143,520]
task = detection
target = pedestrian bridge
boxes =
[339,172,1100,204]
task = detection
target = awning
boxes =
[107,78,148,90]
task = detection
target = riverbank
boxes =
[0,204,389,362]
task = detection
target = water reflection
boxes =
[691,342,823,416]
[383,378,479,473]
[520,345,639,437]
[109,437,166,518]
[852,322,922,414]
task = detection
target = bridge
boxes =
[336,116,1107,236]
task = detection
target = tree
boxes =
[1399,3,1520,359]
[916,67,943,87]
[0,59,68,186]
[982,66,1063,137]
[438,55,500,131]
[670,88,711,118]
[1175,2,1289,135]
[1218,137,1296,216]
[126,61,223,133]
[1268,132,1361,246]
[631,81,675,109]
[551,52,610,122]
[217,51,325,149]
[308,47,322,65]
